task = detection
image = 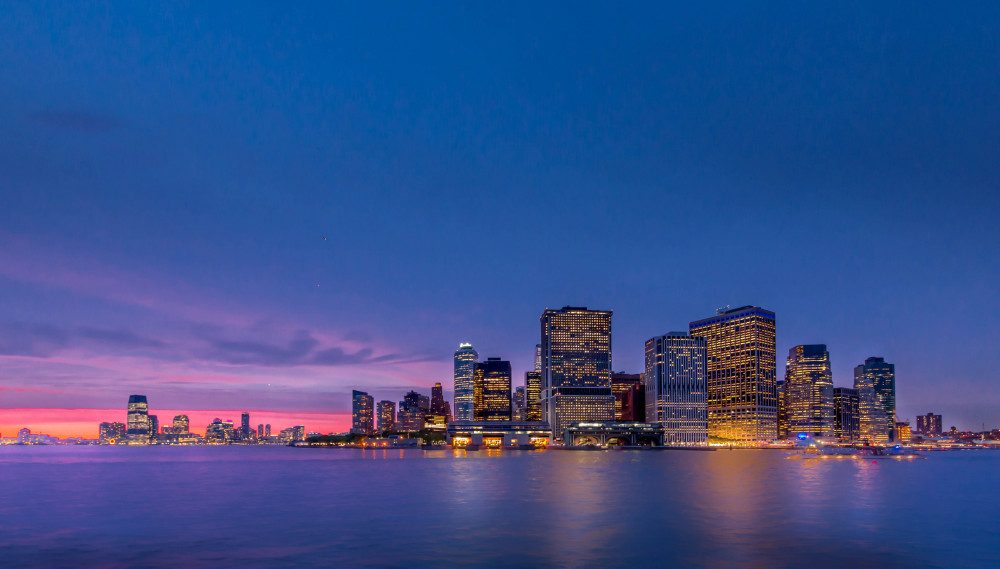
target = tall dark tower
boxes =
[126,395,149,436]
[785,345,835,438]
[855,357,896,440]
[473,358,512,421]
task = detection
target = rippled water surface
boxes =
[1,446,998,568]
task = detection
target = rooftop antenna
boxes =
[716,305,732,315]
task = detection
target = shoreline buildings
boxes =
[453,343,478,422]
[784,345,835,439]
[473,358,513,421]
[540,306,615,439]
[856,357,896,440]
[351,390,374,435]
[644,332,708,445]
[690,306,777,444]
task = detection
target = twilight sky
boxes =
[2,2,998,437]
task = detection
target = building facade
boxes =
[689,306,777,444]
[833,387,860,442]
[377,400,396,433]
[777,380,788,439]
[540,306,615,439]
[99,422,127,444]
[397,391,426,432]
[453,343,479,422]
[611,373,643,421]
[126,394,150,436]
[351,390,375,435]
[916,413,943,435]
[474,358,512,421]
[644,333,707,445]
[513,386,526,421]
[525,371,542,422]
[784,344,835,438]
[855,357,896,440]
[854,362,891,444]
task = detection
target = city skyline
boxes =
[2,3,999,438]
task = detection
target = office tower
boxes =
[833,387,860,442]
[784,345,835,438]
[473,358,512,421]
[611,373,643,421]
[206,418,234,443]
[513,386,526,421]
[896,422,912,441]
[916,413,943,435]
[855,357,896,440]
[378,400,396,432]
[126,395,150,435]
[854,363,890,444]
[172,415,190,433]
[645,333,707,445]
[454,343,479,422]
[540,306,614,438]
[257,424,264,439]
[398,391,426,432]
[99,421,127,444]
[534,344,542,372]
[241,412,251,439]
[621,382,645,422]
[690,306,777,444]
[776,380,788,439]
[524,371,542,422]
[431,382,448,416]
[351,390,375,435]
[148,415,159,436]
[265,424,271,437]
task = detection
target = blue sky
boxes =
[1,2,998,435]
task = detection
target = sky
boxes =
[1,2,998,438]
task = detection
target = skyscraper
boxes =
[265,424,271,437]
[833,387,860,442]
[690,306,777,444]
[611,373,643,421]
[351,390,375,435]
[173,415,190,433]
[397,391,426,432]
[147,415,159,437]
[854,362,890,444]
[513,386,526,421]
[453,343,478,422]
[524,371,542,422]
[377,400,396,433]
[540,306,614,438]
[776,380,788,439]
[534,344,542,372]
[126,395,150,436]
[784,345,835,438]
[99,422,127,444]
[241,412,251,440]
[257,424,264,439]
[856,357,896,440]
[645,333,707,445]
[916,413,942,435]
[474,358,512,421]
[431,382,448,416]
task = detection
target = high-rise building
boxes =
[206,418,234,443]
[916,413,943,436]
[241,412,251,439]
[690,306,777,444]
[431,382,448,417]
[833,387,860,442]
[265,424,271,437]
[611,373,643,421]
[257,424,264,439]
[534,344,542,373]
[454,343,479,422]
[854,363,890,444]
[377,400,396,432]
[474,358,512,421]
[351,390,375,435]
[524,371,542,422]
[776,380,788,439]
[398,391,426,432]
[513,386,526,421]
[855,357,896,440]
[645,333,707,445]
[896,421,912,441]
[147,415,159,437]
[126,395,150,436]
[785,345,835,439]
[540,306,614,438]
[99,422,127,444]
[621,382,645,422]
[173,415,190,433]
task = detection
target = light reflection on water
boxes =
[0,446,997,569]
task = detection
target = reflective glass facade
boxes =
[473,358,512,421]
[689,306,777,444]
[453,343,478,422]
[854,362,890,444]
[644,333,707,445]
[126,394,149,436]
[785,344,835,438]
[855,357,896,440]
[833,387,860,442]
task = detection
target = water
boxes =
[0,446,997,569]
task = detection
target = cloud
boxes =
[26,110,121,133]
[0,322,163,358]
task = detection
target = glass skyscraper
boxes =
[473,357,512,421]
[689,306,777,444]
[855,357,896,440]
[644,332,707,445]
[854,362,890,444]
[540,306,614,439]
[377,400,395,433]
[524,371,542,422]
[784,344,835,438]
[126,394,149,436]
[351,390,374,435]
[453,343,478,422]
[833,387,860,442]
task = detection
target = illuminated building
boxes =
[206,418,234,443]
[855,357,896,440]
[240,412,251,440]
[833,387,860,442]
[564,422,665,446]
[126,395,150,436]
[17,428,30,444]
[279,425,306,443]
[430,382,450,422]
[916,413,942,435]
[689,306,777,444]
[854,363,890,444]
[513,386,526,421]
[896,421,912,441]
[540,306,615,439]
[265,424,271,437]
[611,373,643,421]
[447,421,552,449]
[351,390,375,435]
[454,343,479,422]
[377,400,396,432]
[777,380,788,439]
[257,424,264,438]
[473,358,512,421]
[397,391,426,432]
[524,371,542,422]
[173,415,190,433]
[99,422,127,444]
[147,415,159,437]
[534,344,542,372]
[644,333,707,445]
[785,345,835,439]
